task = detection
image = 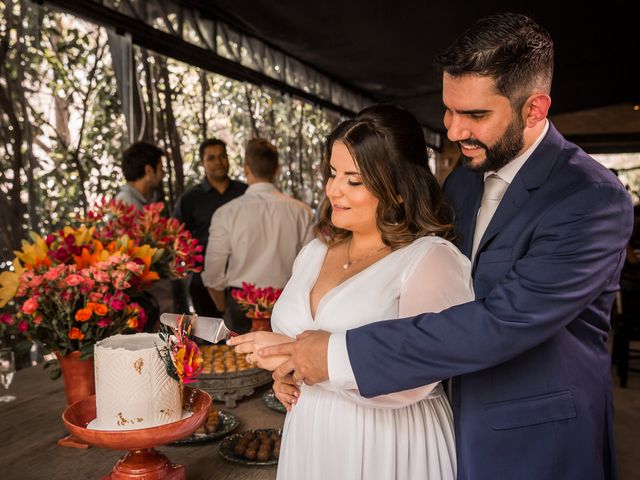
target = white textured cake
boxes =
[92,333,182,431]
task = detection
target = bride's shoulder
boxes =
[301,238,326,254]
[406,235,460,254]
[402,236,468,265]
[291,237,325,267]
[398,236,471,283]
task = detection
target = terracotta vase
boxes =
[55,351,95,448]
[249,315,272,332]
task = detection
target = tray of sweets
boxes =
[195,345,272,408]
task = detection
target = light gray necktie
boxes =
[471,174,509,261]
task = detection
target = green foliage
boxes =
[0,0,338,268]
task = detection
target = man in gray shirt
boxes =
[115,142,165,209]
[114,141,167,329]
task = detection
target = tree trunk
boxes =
[157,55,184,204]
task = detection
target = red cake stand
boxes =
[62,387,211,480]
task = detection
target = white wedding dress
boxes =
[272,236,474,480]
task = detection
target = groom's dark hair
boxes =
[436,12,554,112]
[315,104,454,248]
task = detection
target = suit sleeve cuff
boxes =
[327,332,358,390]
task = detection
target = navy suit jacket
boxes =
[346,124,633,479]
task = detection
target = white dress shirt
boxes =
[201,182,314,291]
[328,120,550,390]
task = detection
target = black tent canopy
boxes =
[44,0,640,151]
[189,1,639,147]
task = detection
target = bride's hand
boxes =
[273,373,300,412]
[227,331,293,371]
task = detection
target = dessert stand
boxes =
[62,387,211,480]
[197,367,272,408]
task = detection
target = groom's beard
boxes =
[460,116,525,173]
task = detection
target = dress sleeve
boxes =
[399,242,474,317]
[328,240,474,408]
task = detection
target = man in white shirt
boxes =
[202,138,314,333]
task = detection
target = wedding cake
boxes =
[92,333,182,431]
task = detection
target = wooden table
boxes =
[0,365,283,480]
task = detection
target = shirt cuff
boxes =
[327,332,358,390]
[200,268,225,291]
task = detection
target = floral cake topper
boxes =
[157,314,203,384]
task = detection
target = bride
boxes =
[229,104,473,479]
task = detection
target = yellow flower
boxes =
[131,243,158,261]
[63,225,95,246]
[0,258,25,307]
[14,234,49,267]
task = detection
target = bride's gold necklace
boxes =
[342,239,389,270]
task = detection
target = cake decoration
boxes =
[134,358,144,374]
[156,314,203,384]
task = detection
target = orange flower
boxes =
[137,255,160,284]
[68,327,85,340]
[127,316,139,329]
[75,308,92,322]
[72,240,107,269]
[87,302,108,316]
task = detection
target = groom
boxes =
[262,13,632,480]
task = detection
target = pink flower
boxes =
[0,313,13,325]
[44,265,65,280]
[88,291,103,302]
[92,270,110,283]
[109,298,125,311]
[18,320,28,333]
[65,274,84,286]
[21,296,39,314]
[79,278,96,293]
[97,318,112,328]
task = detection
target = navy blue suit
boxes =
[346,124,632,479]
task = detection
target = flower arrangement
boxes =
[84,199,203,279]
[156,315,203,384]
[0,200,203,358]
[231,282,283,331]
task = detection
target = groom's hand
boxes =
[259,330,330,385]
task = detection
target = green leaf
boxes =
[79,344,94,360]
[151,248,165,263]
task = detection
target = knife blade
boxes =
[159,313,232,343]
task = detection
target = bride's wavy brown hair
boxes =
[315,104,455,248]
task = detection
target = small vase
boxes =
[55,351,95,448]
[249,316,272,332]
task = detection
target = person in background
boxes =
[115,142,165,210]
[114,141,167,329]
[202,138,314,333]
[174,139,247,317]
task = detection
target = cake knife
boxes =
[159,313,234,343]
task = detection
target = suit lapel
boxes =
[457,174,484,258]
[476,176,530,255]
[474,122,565,260]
